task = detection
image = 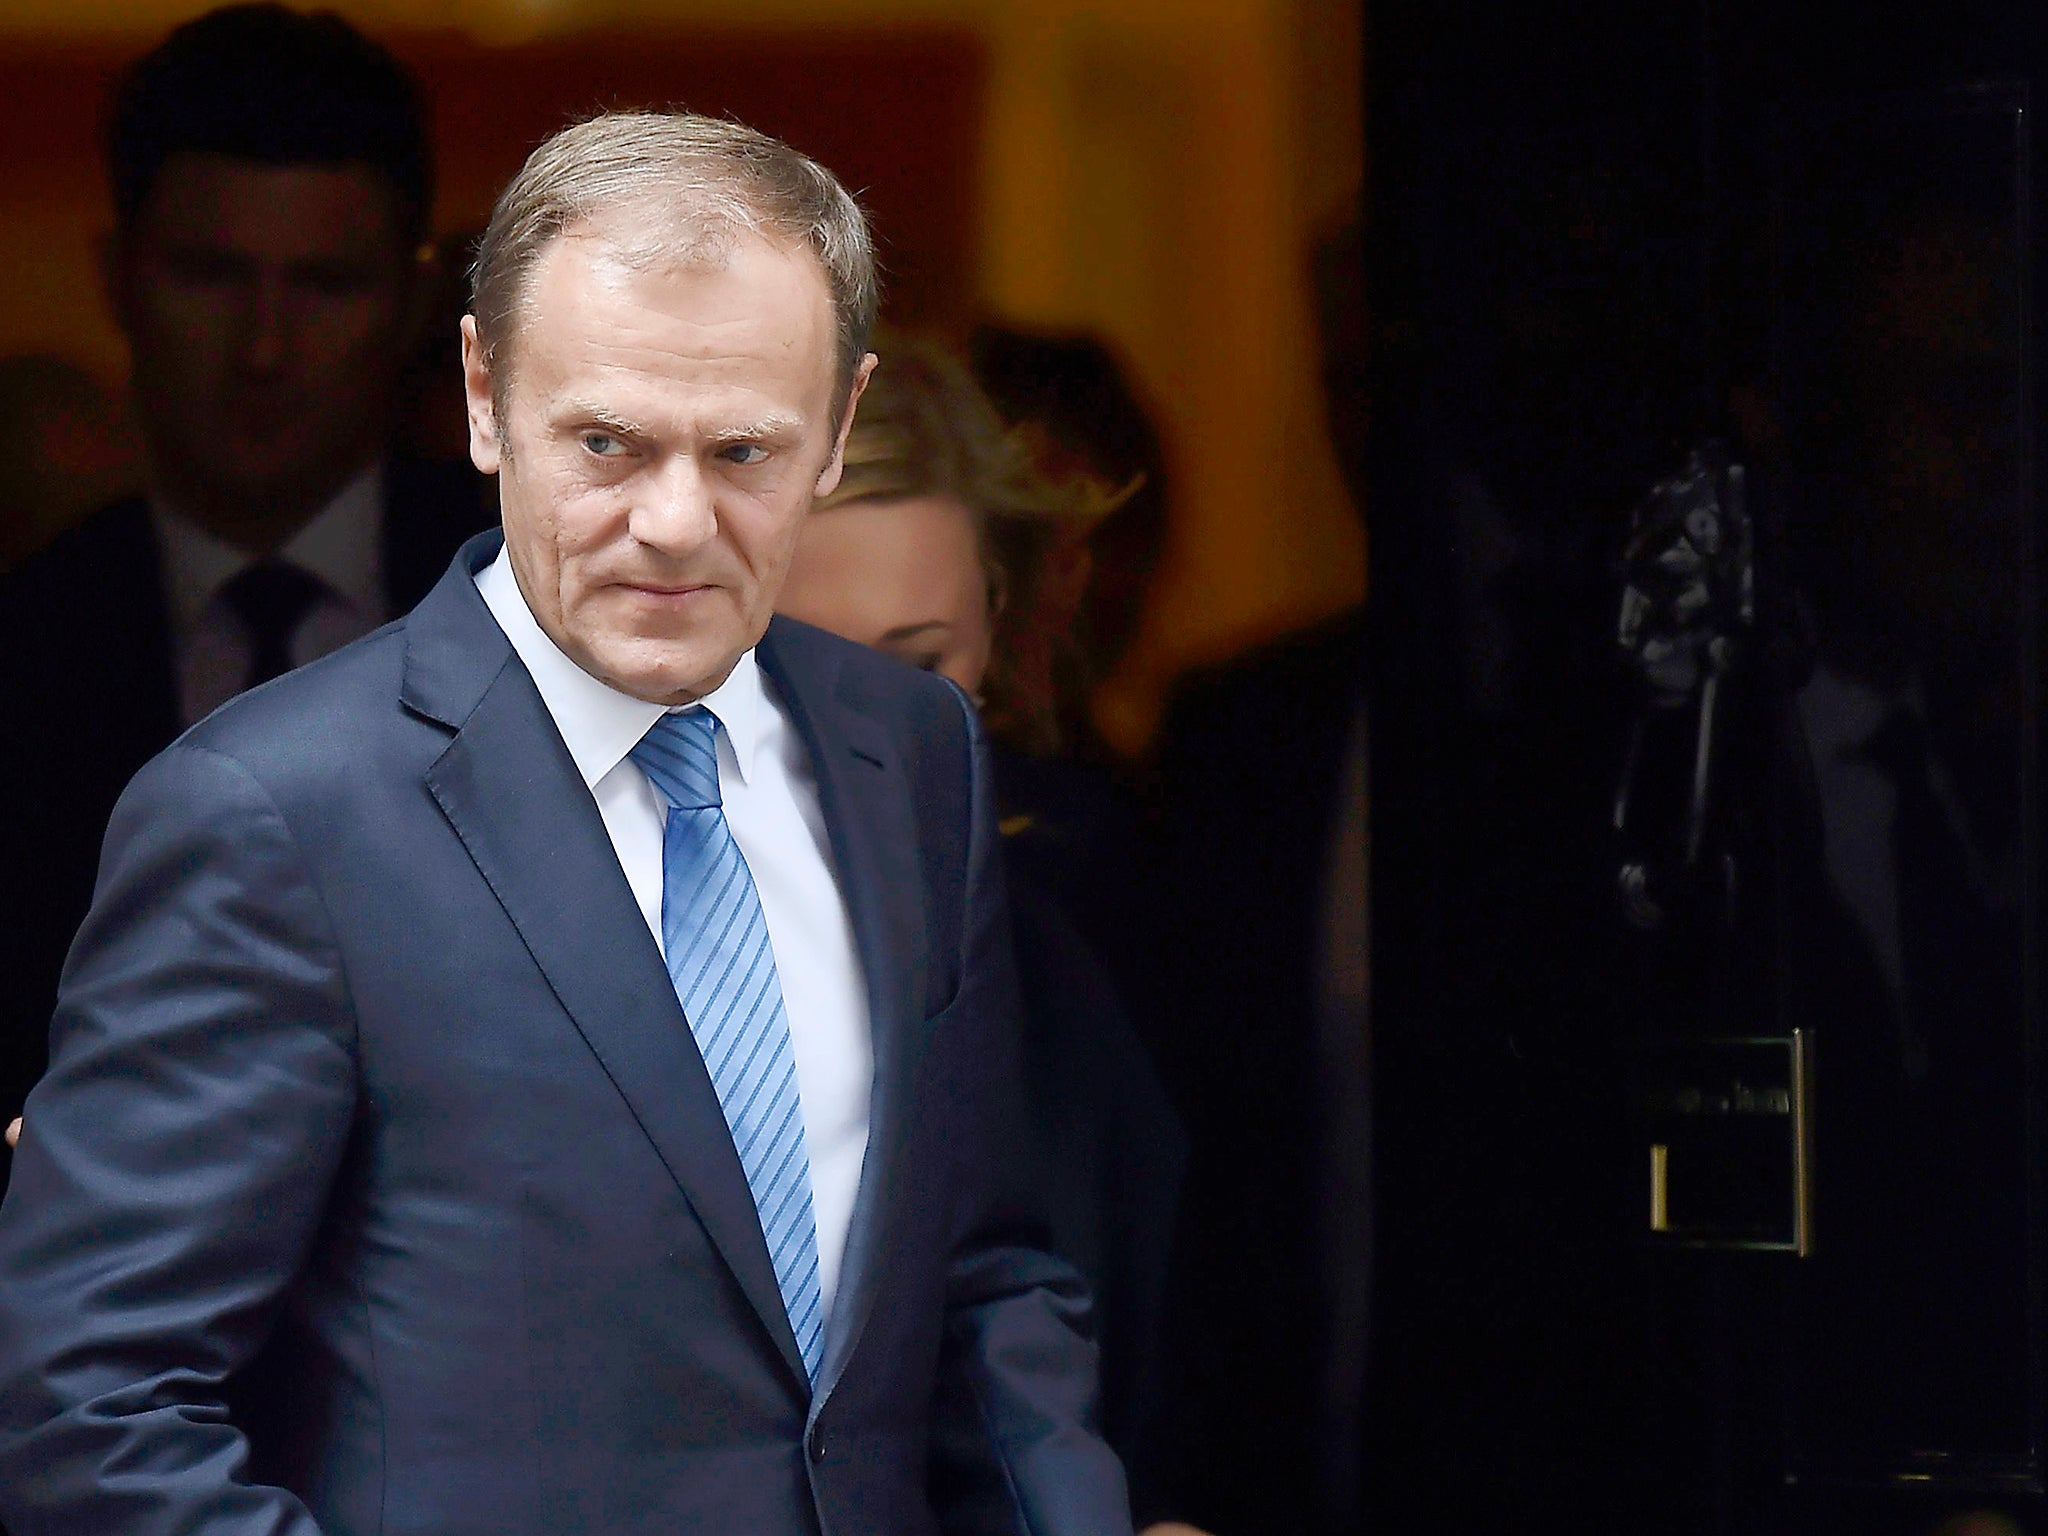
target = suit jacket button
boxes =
[808,1425,827,1464]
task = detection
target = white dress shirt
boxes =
[476,549,873,1319]
[151,464,388,725]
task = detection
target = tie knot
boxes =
[631,709,723,810]
[219,560,325,638]
[217,560,328,690]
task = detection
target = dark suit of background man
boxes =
[0,110,1127,1535]
[1137,222,1368,1536]
[0,4,484,1158]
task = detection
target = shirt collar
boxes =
[472,545,765,790]
[150,462,386,635]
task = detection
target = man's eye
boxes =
[162,252,246,288]
[721,442,767,466]
[582,433,623,457]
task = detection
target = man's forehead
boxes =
[545,212,830,299]
[135,152,409,256]
[505,221,839,393]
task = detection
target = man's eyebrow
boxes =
[557,400,651,437]
[880,620,947,642]
[720,413,807,441]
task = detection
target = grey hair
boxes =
[469,110,878,417]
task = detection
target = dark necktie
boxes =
[217,560,325,693]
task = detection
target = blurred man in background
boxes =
[1136,221,1369,1536]
[0,3,484,1166]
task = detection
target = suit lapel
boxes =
[406,538,809,1390]
[757,621,933,1404]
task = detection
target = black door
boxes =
[1369,5,2047,1532]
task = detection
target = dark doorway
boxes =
[1368,4,2048,1532]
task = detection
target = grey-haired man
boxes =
[0,110,1127,1536]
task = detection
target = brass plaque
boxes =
[1630,1033,1811,1252]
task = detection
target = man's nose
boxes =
[235,272,291,374]
[630,454,720,554]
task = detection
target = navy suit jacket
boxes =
[0,458,488,1144]
[0,533,1128,1536]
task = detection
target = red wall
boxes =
[0,25,985,360]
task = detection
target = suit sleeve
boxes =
[0,743,358,1536]
[926,688,1134,1536]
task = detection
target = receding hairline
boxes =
[468,111,879,426]
[478,210,851,396]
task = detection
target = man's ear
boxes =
[813,351,878,498]
[459,315,503,476]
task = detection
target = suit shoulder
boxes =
[177,619,412,778]
[0,500,156,633]
[0,501,174,728]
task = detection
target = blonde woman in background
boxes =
[777,334,1192,1529]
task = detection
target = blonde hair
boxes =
[470,111,877,413]
[817,333,1121,752]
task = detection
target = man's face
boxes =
[108,153,423,546]
[462,227,870,705]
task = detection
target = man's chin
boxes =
[181,477,329,545]
[162,453,355,545]
[583,644,741,707]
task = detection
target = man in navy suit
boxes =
[0,110,1127,1536]
[0,5,486,1162]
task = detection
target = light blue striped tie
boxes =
[631,708,824,1380]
